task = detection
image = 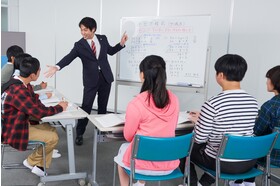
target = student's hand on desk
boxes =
[45,92,52,99]
[58,101,68,111]
[40,81,47,89]
[44,65,59,78]
[188,111,200,124]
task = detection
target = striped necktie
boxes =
[91,40,96,56]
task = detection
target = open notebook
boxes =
[93,114,125,128]
[93,112,190,128]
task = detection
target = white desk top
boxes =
[87,114,194,132]
[38,88,88,122]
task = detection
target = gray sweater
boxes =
[1,63,14,85]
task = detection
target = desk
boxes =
[39,88,88,185]
[87,114,194,186]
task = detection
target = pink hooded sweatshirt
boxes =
[122,90,180,171]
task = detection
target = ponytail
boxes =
[140,55,169,108]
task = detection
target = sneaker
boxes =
[229,181,245,186]
[23,159,33,170]
[243,182,256,186]
[52,151,61,158]
[31,166,46,177]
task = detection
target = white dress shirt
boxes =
[87,35,100,59]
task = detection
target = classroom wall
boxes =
[12,0,280,111]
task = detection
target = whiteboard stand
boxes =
[114,47,211,113]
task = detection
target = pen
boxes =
[186,111,196,115]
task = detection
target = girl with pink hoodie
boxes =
[114,55,180,186]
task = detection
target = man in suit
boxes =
[45,17,128,146]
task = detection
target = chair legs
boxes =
[223,180,229,186]
[1,141,47,177]
[1,144,25,169]
[113,162,117,186]
[271,173,280,184]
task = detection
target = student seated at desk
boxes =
[1,45,24,86]
[114,55,180,186]
[13,53,62,159]
[180,54,259,186]
[1,57,68,177]
[229,65,280,186]
[13,53,52,101]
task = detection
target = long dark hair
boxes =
[139,55,169,108]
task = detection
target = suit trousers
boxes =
[28,123,59,168]
[76,71,111,136]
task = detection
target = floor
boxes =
[1,121,280,186]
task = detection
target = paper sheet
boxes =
[94,114,125,128]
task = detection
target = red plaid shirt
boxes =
[1,82,63,151]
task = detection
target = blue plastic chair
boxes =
[113,133,194,186]
[258,127,280,185]
[1,140,47,177]
[193,132,278,186]
[270,127,280,184]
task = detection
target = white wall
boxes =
[229,0,280,105]
[15,0,280,111]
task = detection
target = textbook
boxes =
[93,114,125,128]
[178,111,190,124]
[93,112,190,128]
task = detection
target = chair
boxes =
[271,127,280,184]
[193,132,278,186]
[113,133,194,186]
[258,127,280,186]
[1,140,47,177]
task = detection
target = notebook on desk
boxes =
[93,114,125,128]
[178,111,191,124]
[93,112,189,128]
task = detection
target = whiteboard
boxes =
[118,16,211,87]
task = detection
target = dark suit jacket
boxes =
[57,34,124,87]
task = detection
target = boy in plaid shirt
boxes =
[1,57,68,177]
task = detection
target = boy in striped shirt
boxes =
[183,54,259,186]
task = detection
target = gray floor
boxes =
[1,121,280,186]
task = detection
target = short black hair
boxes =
[266,65,280,93]
[6,45,24,62]
[14,53,32,70]
[215,54,247,81]
[79,17,97,32]
[20,57,40,78]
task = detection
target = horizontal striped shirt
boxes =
[194,89,258,159]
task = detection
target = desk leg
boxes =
[66,124,75,173]
[90,126,99,186]
[40,123,87,184]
